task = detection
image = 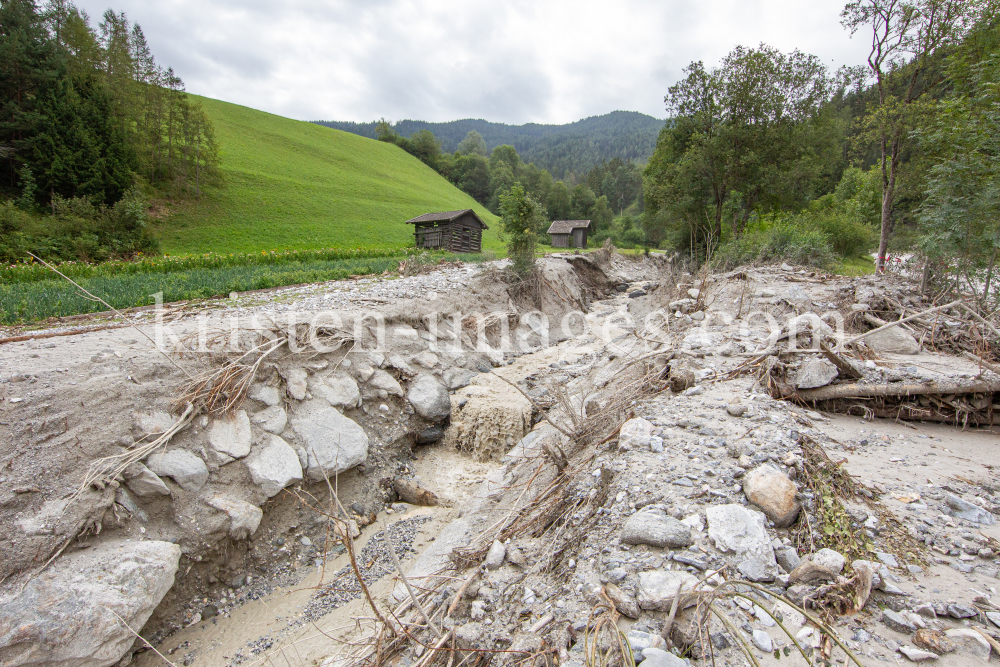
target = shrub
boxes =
[715,218,835,269]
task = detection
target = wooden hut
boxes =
[547,220,591,248]
[406,209,488,253]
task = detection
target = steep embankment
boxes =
[151,96,499,255]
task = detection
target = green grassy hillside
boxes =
[151,96,500,255]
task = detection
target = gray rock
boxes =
[125,463,170,497]
[132,410,175,436]
[726,403,748,417]
[146,449,209,492]
[369,370,404,397]
[207,495,263,538]
[947,604,977,619]
[672,553,708,570]
[706,504,777,570]
[899,646,939,662]
[618,417,653,449]
[945,493,996,525]
[114,487,147,523]
[986,611,1000,628]
[639,647,687,667]
[249,383,281,406]
[883,609,917,634]
[876,551,899,568]
[626,630,663,654]
[944,629,991,660]
[812,548,846,574]
[752,629,773,652]
[416,426,445,444]
[637,570,700,611]
[443,367,477,390]
[293,401,369,480]
[0,539,180,667]
[208,410,252,458]
[251,405,288,434]
[245,434,303,497]
[866,327,920,355]
[742,465,801,528]
[311,373,361,409]
[407,375,452,421]
[795,358,839,389]
[621,511,693,549]
[737,558,775,582]
[485,540,506,570]
[284,367,309,400]
[775,547,801,573]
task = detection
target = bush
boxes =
[715,217,835,269]
[805,210,876,258]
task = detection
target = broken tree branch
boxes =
[796,379,1000,402]
[819,342,862,380]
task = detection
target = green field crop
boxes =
[152,96,502,255]
[0,251,493,324]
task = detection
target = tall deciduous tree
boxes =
[842,0,987,272]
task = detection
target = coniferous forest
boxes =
[1,0,219,262]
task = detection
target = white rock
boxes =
[248,383,281,406]
[245,434,303,497]
[125,463,170,497]
[706,504,777,568]
[752,629,773,652]
[618,417,653,450]
[132,410,176,437]
[369,370,404,396]
[795,358,839,389]
[407,375,451,421]
[284,367,309,400]
[0,539,180,667]
[146,449,209,492]
[310,373,361,409]
[207,495,263,538]
[899,646,939,662]
[485,540,507,570]
[411,351,439,369]
[637,570,700,611]
[945,629,991,660]
[867,327,920,355]
[208,410,252,458]
[251,405,287,434]
[292,400,369,479]
[812,548,846,574]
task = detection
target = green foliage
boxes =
[715,216,835,269]
[151,96,500,255]
[499,183,545,277]
[456,130,488,157]
[0,186,158,263]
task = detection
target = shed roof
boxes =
[406,209,488,229]
[547,220,591,234]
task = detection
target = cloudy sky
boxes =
[75,0,872,125]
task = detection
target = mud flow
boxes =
[2,253,999,667]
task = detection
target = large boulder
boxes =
[244,434,303,497]
[292,400,369,480]
[146,449,208,492]
[0,539,180,667]
[621,510,693,548]
[795,359,839,389]
[706,504,777,572]
[742,465,801,528]
[407,375,451,421]
[208,410,252,458]
[866,327,920,355]
[945,493,996,525]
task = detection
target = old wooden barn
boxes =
[547,220,591,248]
[406,209,488,253]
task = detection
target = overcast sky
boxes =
[74,0,872,125]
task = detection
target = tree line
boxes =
[0,0,219,262]
[316,110,663,181]
[643,0,1000,296]
[376,121,647,246]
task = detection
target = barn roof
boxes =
[406,209,488,229]
[547,220,591,234]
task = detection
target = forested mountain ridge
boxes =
[314,111,664,179]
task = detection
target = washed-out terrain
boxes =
[1,250,999,667]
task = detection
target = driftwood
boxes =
[819,342,862,380]
[842,299,963,347]
[796,379,1000,402]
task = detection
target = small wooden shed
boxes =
[406,209,489,253]
[547,220,591,248]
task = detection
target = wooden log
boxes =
[819,342,862,380]
[795,379,1000,402]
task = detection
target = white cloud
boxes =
[74,0,872,124]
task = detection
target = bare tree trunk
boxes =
[877,136,901,274]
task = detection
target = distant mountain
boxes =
[313,111,665,180]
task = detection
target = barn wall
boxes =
[551,234,569,248]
